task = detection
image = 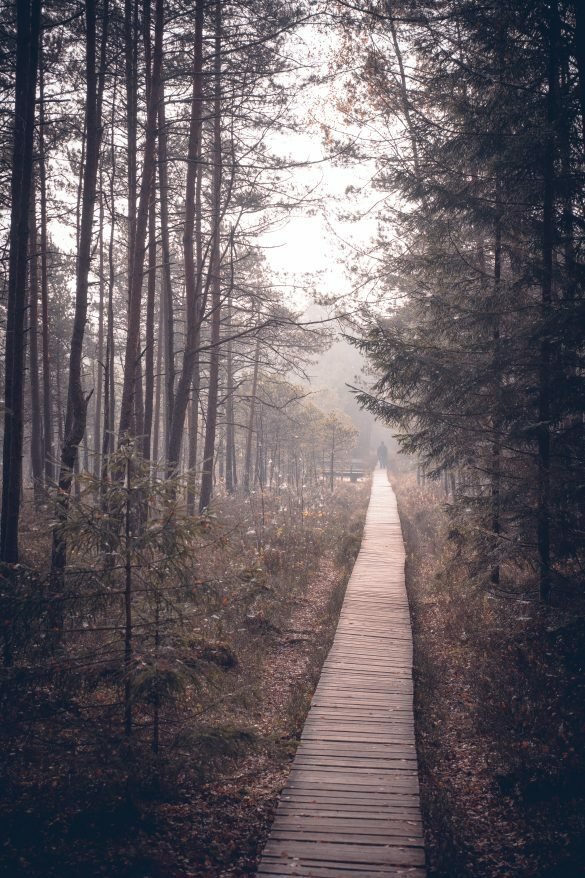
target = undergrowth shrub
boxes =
[0,464,371,878]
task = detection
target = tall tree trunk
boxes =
[186,93,206,509]
[490,205,502,588]
[142,0,155,464]
[243,336,260,495]
[1,0,42,565]
[75,121,86,265]
[125,0,138,288]
[167,0,205,474]
[118,0,163,442]
[134,358,145,442]
[102,77,117,485]
[152,284,163,471]
[39,50,53,484]
[572,0,585,153]
[125,0,141,440]
[157,89,175,445]
[55,349,64,447]
[490,34,504,589]
[143,180,156,460]
[51,0,108,580]
[225,294,236,494]
[218,428,225,481]
[94,167,105,476]
[82,420,90,472]
[538,0,560,602]
[329,425,336,493]
[29,197,44,504]
[199,0,222,512]
[124,452,134,735]
[186,379,199,514]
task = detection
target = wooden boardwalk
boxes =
[257,469,426,877]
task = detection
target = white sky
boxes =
[257,23,383,313]
[45,19,387,318]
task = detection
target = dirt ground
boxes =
[6,473,583,878]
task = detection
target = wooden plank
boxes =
[268,833,423,848]
[301,727,416,738]
[288,766,419,779]
[278,799,420,825]
[296,747,418,759]
[294,752,418,763]
[278,796,423,812]
[270,825,423,840]
[272,816,422,831]
[293,761,419,773]
[258,862,426,876]
[261,841,426,867]
[256,471,426,876]
[274,810,422,819]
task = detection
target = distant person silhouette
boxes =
[377,441,388,469]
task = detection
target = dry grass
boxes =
[0,478,370,878]
[393,470,585,878]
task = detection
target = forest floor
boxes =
[393,470,585,878]
[0,480,370,878]
[5,472,584,877]
[141,546,350,878]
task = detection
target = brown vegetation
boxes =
[0,478,369,878]
[394,470,585,878]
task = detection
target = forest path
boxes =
[256,469,426,877]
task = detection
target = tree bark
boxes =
[572,0,585,153]
[157,88,175,445]
[1,0,42,564]
[29,197,44,504]
[490,33,504,589]
[152,280,164,471]
[125,0,138,288]
[94,166,105,477]
[144,178,157,461]
[186,378,199,514]
[225,293,236,494]
[28,198,43,505]
[118,0,163,442]
[51,0,107,579]
[167,0,205,474]
[490,206,502,588]
[538,0,560,602]
[124,453,134,736]
[199,1,223,512]
[102,75,117,486]
[39,51,54,484]
[243,337,261,495]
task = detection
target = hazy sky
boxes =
[258,22,381,313]
[46,19,384,323]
